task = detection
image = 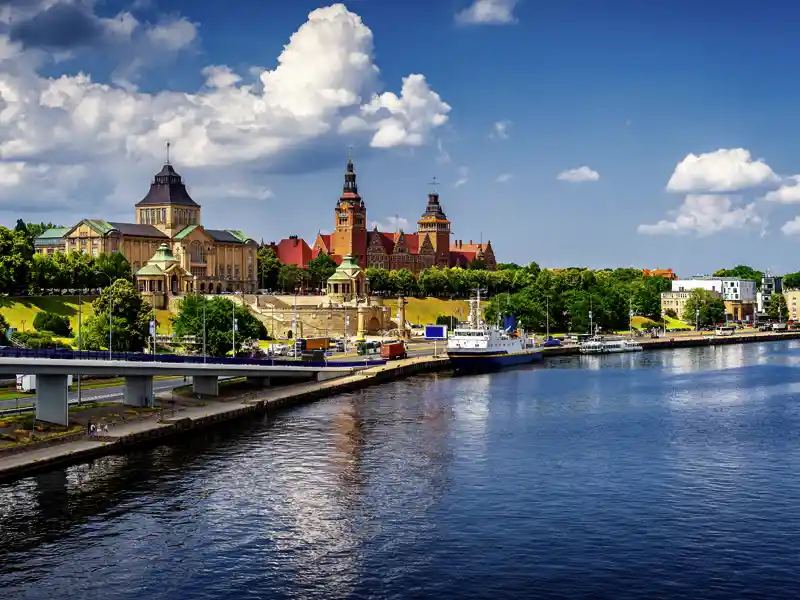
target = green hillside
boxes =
[0,296,96,333]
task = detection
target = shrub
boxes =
[33,311,71,336]
[11,331,71,350]
[435,314,456,326]
[664,308,678,319]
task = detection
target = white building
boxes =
[671,277,756,302]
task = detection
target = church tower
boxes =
[417,178,451,268]
[331,153,368,267]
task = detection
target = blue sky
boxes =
[2,0,800,275]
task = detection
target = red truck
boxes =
[380,340,407,360]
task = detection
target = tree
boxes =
[81,279,154,351]
[682,289,726,327]
[784,272,800,290]
[365,268,392,295]
[664,308,678,319]
[278,264,308,293]
[94,252,132,285]
[33,311,71,336]
[768,293,789,322]
[713,265,764,289]
[307,252,337,290]
[257,247,281,290]
[0,227,34,295]
[0,313,8,339]
[173,294,262,356]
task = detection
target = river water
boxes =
[3,341,800,599]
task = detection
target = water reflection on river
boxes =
[3,341,800,599]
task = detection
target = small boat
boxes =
[580,336,643,355]
[447,291,543,372]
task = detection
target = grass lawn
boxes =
[0,296,177,338]
[0,295,96,334]
[381,297,486,326]
[154,309,174,335]
[665,316,692,330]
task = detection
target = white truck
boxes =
[16,374,74,393]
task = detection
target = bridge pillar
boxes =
[124,375,154,407]
[36,374,69,426]
[193,375,219,396]
[246,376,271,389]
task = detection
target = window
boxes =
[161,208,166,223]
[190,241,205,263]
[133,262,140,273]
[234,265,240,280]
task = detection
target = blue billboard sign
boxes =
[424,325,448,340]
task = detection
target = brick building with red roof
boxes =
[273,156,496,272]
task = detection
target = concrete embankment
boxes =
[0,356,449,485]
[540,330,800,357]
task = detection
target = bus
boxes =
[715,325,736,336]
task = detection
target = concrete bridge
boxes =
[0,358,355,426]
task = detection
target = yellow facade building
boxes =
[35,161,259,295]
[784,290,800,321]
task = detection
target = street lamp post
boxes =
[232,293,238,357]
[94,271,114,358]
[696,308,700,332]
[202,294,207,363]
[77,290,82,406]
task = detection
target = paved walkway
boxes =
[0,439,109,471]
[0,355,447,481]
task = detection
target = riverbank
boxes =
[0,355,448,484]
[540,329,800,356]
[2,329,798,484]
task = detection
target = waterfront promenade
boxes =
[0,355,447,483]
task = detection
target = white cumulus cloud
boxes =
[495,173,513,183]
[490,120,511,139]
[637,194,761,236]
[781,217,800,235]
[0,3,451,215]
[456,0,519,25]
[557,166,600,182]
[762,176,800,203]
[666,148,778,193]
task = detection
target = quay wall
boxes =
[0,357,448,484]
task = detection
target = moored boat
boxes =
[580,336,643,354]
[446,291,543,372]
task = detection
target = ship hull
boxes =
[447,349,543,373]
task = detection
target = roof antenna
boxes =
[429,175,440,195]
[166,140,171,165]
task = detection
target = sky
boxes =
[2,0,800,275]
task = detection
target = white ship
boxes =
[446,291,543,372]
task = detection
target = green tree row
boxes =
[481,267,673,333]
[0,221,131,295]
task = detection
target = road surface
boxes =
[0,377,189,410]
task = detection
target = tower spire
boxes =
[166,140,171,165]
[342,148,358,197]
[429,176,440,195]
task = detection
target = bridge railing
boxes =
[0,347,385,369]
